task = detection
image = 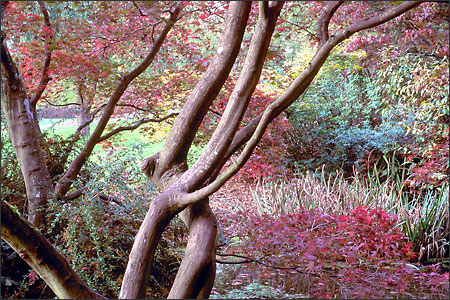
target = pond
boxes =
[211,261,449,299]
[212,263,314,299]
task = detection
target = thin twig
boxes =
[98,112,179,142]
[215,252,332,278]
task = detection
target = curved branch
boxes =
[132,0,146,16]
[116,103,150,112]
[216,253,301,270]
[155,1,252,179]
[1,200,106,299]
[216,253,332,278]
[180,1,422,206]
[54,4,182,197]
[42,98,80,107]
[317,1,344,47]
[58,188,84,201]
[343,1,422,36]
[178,1,284,191]
[98,112,179,142]
[227,2,423,163]
[30,1,53,108]
[283,19,318,40]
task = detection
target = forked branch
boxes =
[54,3,182,197]
[30,1,53,107]
[180,1,423,206]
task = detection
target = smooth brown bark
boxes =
[1,200,106,299]
[184,1,284,188]
[119,190,181,299]
[1,37,53,227]
[168,200,217,299]
[76,86,91,137]
[154,1,252,183]
[123,3,253,299]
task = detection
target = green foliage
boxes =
[45,149,186,298]
[370,47,449,141]
[285,70,413,175]
[400,186,449,263]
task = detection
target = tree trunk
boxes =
[168,200,217,299]
[76,88,91,137]
[119,191,181,299]
[1,38,53,227]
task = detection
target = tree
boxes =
[1,1,429,299]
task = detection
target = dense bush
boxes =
[285,70,414,177]
[0,125,187,298]
[250,168,449,263]
[44,148,187,299]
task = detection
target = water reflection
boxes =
[212,263,311,299]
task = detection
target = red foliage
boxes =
[219,206,448,298]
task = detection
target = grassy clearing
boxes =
[39,118,165,159]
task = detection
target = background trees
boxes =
[1,1,448,299]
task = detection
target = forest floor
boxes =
[210,176,257,213]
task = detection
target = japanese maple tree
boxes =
[1,1,439,299]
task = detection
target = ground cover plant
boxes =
[215,206,448,299]
[1,1,448,299]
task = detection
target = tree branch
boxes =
[132,0,146,16]
[181,1,423,205]
[73,103,106,137]
[54,4,182,197]
[30,1,53,108]
[1,200,106,299]
[98,112,179,143]
[283,19,318,41]
[208,108,222,117]
[42,98,80,107]
[317,1,344,47]
[226,2,423,162]
[216,252,329,278]
[116,103,150,112]
[58,188,83,200]
[154,1,252,181]
[177,1,284,192]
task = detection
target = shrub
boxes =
[285,76,413,177]
[0,123,187,298]
[45,149,187,298]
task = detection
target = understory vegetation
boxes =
[2,110,448,299]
